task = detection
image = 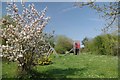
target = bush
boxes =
[82,34,118,56]
[55,35,73,54]
[34,57,52,65]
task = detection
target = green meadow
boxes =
[2,53,118,79]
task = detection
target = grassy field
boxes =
[2,53,118,79]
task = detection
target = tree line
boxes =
[81,33,118,56]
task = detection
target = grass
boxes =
[2,61,18,78]
[2,53,118,79]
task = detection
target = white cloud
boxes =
[59,6,78,14]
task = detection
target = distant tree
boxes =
[93,35,106,55]
[82,34,118,56]
[55,35,73,54]
[81,37,89,52]
[43,31,55,48]
[102,34,118,56]
[82,37,89,46]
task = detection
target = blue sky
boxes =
[2,2,107,46]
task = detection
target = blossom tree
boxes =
[0,2,52,72]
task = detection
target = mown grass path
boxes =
[2,53,118,78]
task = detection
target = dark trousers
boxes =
[75,49,79,55]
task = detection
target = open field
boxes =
[2,53,118,79]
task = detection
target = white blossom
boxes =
[1,2,53,68]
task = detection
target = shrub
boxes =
[34,57,52,65]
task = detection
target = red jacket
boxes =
[75,42,80,49]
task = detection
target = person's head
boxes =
[75,42,77,45]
